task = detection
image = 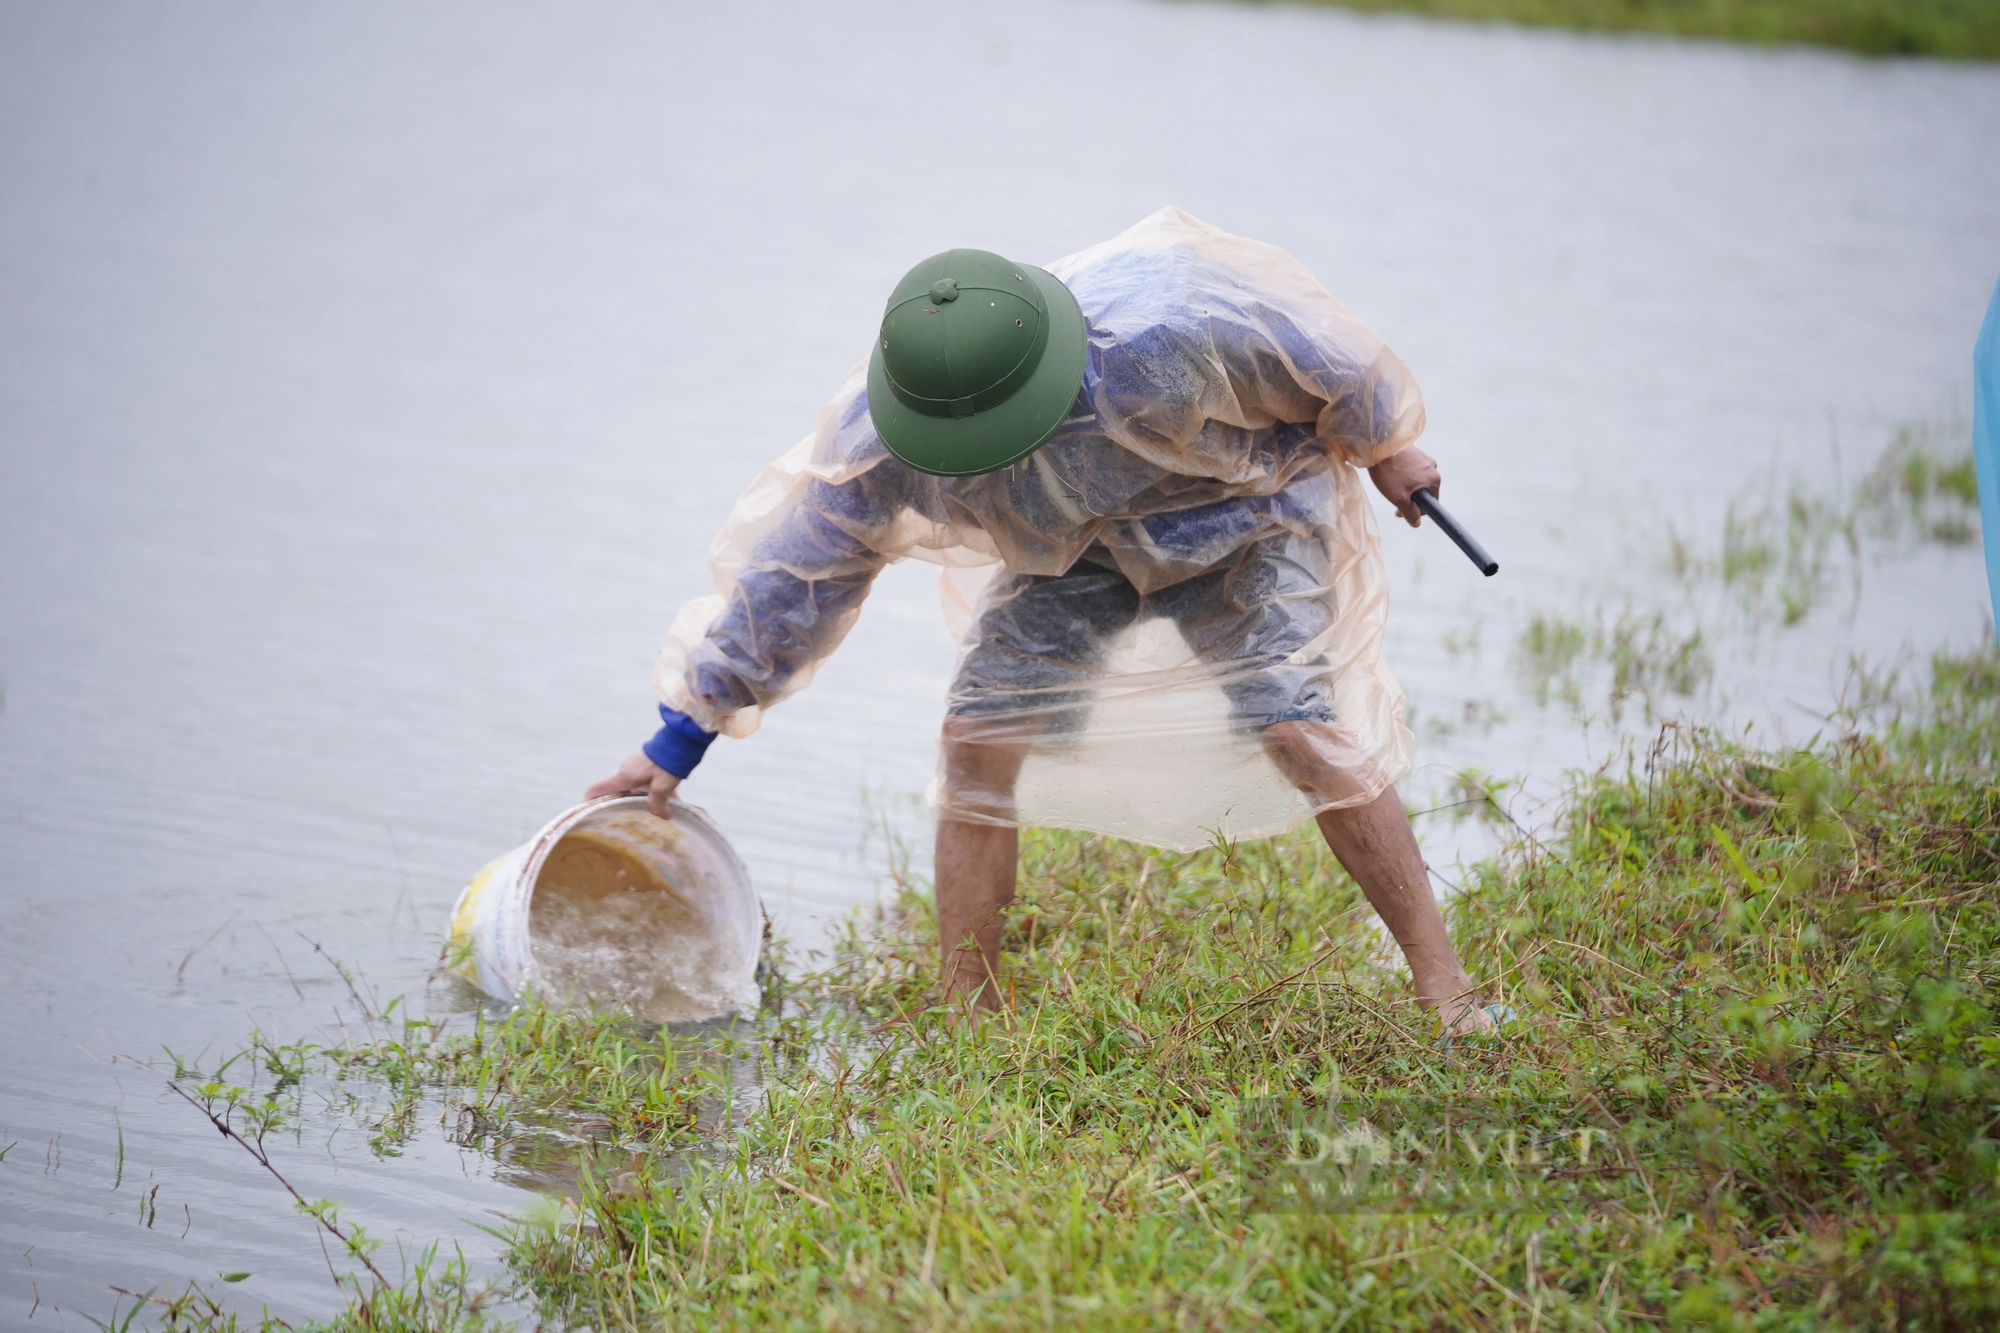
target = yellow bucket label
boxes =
[448,855,507,981]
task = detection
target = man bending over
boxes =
[589,208,1498,1033]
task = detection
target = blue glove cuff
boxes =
[641,705,718,780]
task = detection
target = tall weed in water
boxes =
[1513,419,1978,724]
[101,1244,502,1333]
[1512,607,1711,720]
[134,1003,757,1329]
[1675,416,1976,626]
[1865,420,1983,547]
[133,640,2000,1330]
[1515,612,1590,708]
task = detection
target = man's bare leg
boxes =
[1264,721,1488,1031]
[935,818,1016,1012]
[935,715,1030,1012]
[1314,790,1483,1021]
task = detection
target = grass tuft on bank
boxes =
[140,644,2000,1329]
[1285,0,2000,59]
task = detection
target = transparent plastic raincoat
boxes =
[654,208,1423,851]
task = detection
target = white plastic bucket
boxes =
[449,795,762,1023]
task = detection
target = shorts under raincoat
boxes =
[653,207,1423,852]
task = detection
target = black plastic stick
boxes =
[1411,488,1498,577]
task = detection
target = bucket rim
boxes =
[500,794,759,982]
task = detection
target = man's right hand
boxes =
[1366,445,1442,528]
[584,752,681,819]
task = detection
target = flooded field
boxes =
[1,0,1995,1323]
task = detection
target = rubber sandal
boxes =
[1437,1001,1520,1049]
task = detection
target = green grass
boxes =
[1287,0,2000,59]
[102,1246,505,1333]
[139,645,2000,1330]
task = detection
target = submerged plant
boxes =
[1514,612,1589,708]
[1512,604,1711,722]
[103,1243,505,1333]
[1863,419,1982,547]
[1507,418,1978,729]
[1673,415,1976,627]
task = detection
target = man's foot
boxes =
[936,979,1006,1034]
[1435,996,1519,1042]
[940,941,1005,1017]
[1415,967,1484,1027]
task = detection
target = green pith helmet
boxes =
[867,248,1087,477]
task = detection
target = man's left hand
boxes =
[585,751,681,820]
[1367,446,1441,528]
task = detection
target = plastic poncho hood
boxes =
[653,207,1424,851]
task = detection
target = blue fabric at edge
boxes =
[1978,275,2000,635]
[642,705,718,780]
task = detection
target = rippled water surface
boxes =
[2,0,1997,1322]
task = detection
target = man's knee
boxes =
[1262,719,1372,806]
[940,712,991,748]
[939,713,1032,807]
